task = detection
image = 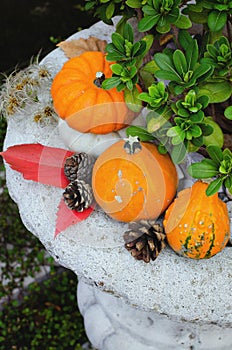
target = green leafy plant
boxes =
[128,0,191,33]
[184,0,232,33]
[188,145,232,195]
[154,36,213,95]
[84,0,135,24]
[0,269,88,349]
[85,0,232,196]
[102,22,152,110]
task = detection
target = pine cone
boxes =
[123,220,166,263]
[63,179,93,212]
[64,152,95,183]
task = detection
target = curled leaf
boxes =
[54,198,95,238]
[57,36,107,58]
[0,143,73,188]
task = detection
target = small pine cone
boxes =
[123,220,166,263]
[63,179,93,212]
[64,152,95,183]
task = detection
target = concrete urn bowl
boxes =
[3,17,232,350]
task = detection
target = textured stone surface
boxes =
[78,278,232,350]
[3,17,232,337]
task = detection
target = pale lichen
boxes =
[0,56,58,128]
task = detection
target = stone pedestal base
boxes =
[77,278,232,350]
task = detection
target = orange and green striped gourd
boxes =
[163,180,230,259]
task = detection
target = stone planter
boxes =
[3,17,232,350]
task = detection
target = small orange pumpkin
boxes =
[51,51,137,134]
[163,181,230,259]
[92,137,178,222]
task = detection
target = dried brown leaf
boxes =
[57,36,107,58]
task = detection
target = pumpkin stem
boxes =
[94,71,105,88]
[124,135,142,154]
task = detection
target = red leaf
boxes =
[54,198,95,238]
[0,143,74,188]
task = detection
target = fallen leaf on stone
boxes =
[54,198,95,238]
[57,36,107,58]
[0,143,95,238]
[0,143,73,188]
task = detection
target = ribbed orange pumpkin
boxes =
[92,137,178,222]
[51,51,137,134]
[163,181,230,259]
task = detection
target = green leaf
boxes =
[110,63,124,75]
[207,44,218,59]
[123,23,134,42]
[139,60,158,88]
[174,14,192,29]
[190,135,204,147]
[167,7,180,24]
[128,65,137,78]
[208,10,227,32]
[224,174,232,189]
[222,148,232,159]
[117,83,125,92]
[146,110,171,133]
[111,33,125,52]
[171,142,188,164]
[142,34,154,52]
[206,178,223,196]
[166,125,182,137]
[186,39,198,71]
[190,111,204,123]
[197,95,209,109]
[224,106,232,120]
[206,145,223,164]
[142,5,157,16]
[126,80,134,90]
[198,81,232,103]
[138,15,160,32]
[126,125,156,141]
[124,86,143,112]
[200,123,213,136]
[141,60,160,74]
[102,77,121,90]
[156,21,171,34]
[172,130,186,145]
[177,108,189,118]
[126,0,143,8]
[106,51,125,61]
[188,161,219,178]
[191,63,212,81]
[184,5,209,23]
[203,118,224,147]
[136,35,154,67]
[173,50,187,76]
[106,2,115,19]
[154,53,174,71]
[139,70,155,89]
[178,30,194,52]
[189,124,202,137]
[173,84,185,95]
[155,69,182,83]
[131,41,143,57]
[158,143,168,154]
